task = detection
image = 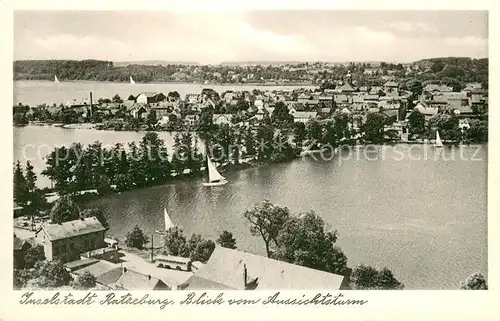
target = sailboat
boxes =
[435,130,443,148]
[155,208,175,234]
[202,156,228,187]
[129,76,135,84]
[54,75,60,84]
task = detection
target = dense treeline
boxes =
[14,57,488,87]
[404,57,489,90]
[14,60,113,81]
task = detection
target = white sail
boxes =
[164,208,174,230]
[207,156,225,183]
[435,130,443,147]
[130,76,135,84]
[54,75,59,83]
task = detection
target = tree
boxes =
[216,230,237,249]
[407,110,426,136]
[255,124,274,161]
[49,195,80,224]
[363,113,387,143]
[13,112,28,126]
[72,271,96,289]
[25,161,37,192]
[407,79,423,98]
[293,122,306,147]
[271,102,293,126]
[211,124,234,164]
[466,119,488,143]
[273,211,347,275]
[146,109,158,127]
[351,265,404,290]
[125,225,148,250]
[430,61,444,73]
[333,111,351,141]
[13,161,29,208]
[377,267,404,289]
[163,226,188,257]
[187,234,215,263]
[33,260,72,288]
[306,119,323,147]
[112,94,123,103]
[14,268,34,289]
[460,273,488,290]
[243,127,256,157]
[80,207,109,229]
[243,200,291,257]
[43,144,84,194]
[23,245,46,269]
[139,132,170,184]
[429,114,461,141]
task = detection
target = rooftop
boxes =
[41,217,106,241]
[181,247,346,290]
[114,269,170,290]
[137,92,161,98]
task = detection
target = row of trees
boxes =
[42,132,202,195]
[125,225,237,264]
[13,161,49,217]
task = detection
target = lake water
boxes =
[14,80,316,106]
[13,126,488,289]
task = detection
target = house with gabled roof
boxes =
[338,82,355,93]
[35,217,107,263]
[136,92,166,104]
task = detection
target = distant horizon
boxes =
[13,55,489,65]
[15,11,488,63]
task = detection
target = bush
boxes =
[351,265,404,290]
[461,273,487,290]
[72,271,97,289]
[125,225,148,250]
[23,245,46,269]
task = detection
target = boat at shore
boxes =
[54,75,60,84]
[202,156,227,187]
[130,76,135,84]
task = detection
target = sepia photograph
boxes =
[11,9,488,293]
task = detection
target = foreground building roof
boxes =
[180,246,347,290]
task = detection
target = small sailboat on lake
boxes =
[155,208,175,234]
[435,130,443,148]
[54,75,60,84]
[202,156,228,187]
[130,76,135,84]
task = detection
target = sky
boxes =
[14,11,488,64]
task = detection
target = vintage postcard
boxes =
[1,1,498,320]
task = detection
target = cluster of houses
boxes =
[33,76,486,137]
[413,82,486,122]
[14,215,351,290]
